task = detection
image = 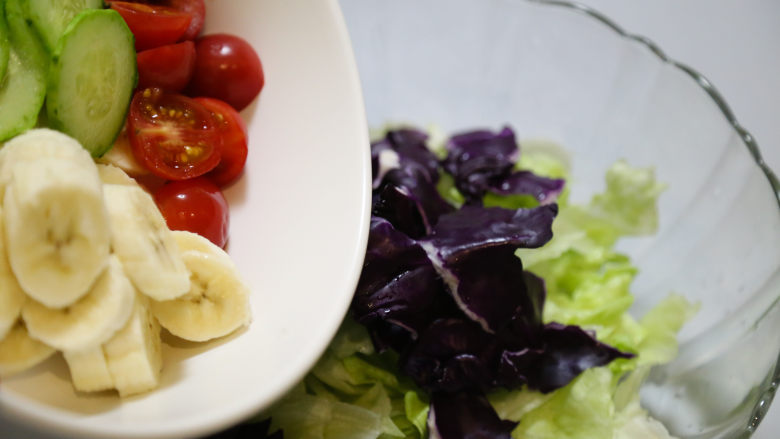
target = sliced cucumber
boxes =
[0,49,46,141]
[25,0,104,52]
[0,0,47,141]
[0,3,9,83]
[46,9,136,157]
[4,0,47,71]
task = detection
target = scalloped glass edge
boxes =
[525,0,780,436]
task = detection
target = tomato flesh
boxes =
[109,1,192,51]
[194,97,248,187]
[188,34,265,111]
[154,178,229,248]
[127,88,220,180]
[137,40,196,92]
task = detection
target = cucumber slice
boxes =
[0,0,47,141]
[25,0,104,51]
[46,9,136,157]
[0,49,46,141]
[0,3,9,83]
[5,0,47,71]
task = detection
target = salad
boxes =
[215,125,696,439]
[0,0,262,396]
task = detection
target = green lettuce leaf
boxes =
[484,156,694,439]
[264,319,428,439]
[505,368,617,439]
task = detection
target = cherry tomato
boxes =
[137,41,196,92]
[154,177,229,248]
[165,0,206,41]
[127,88,221,180]
[194,97,248,187]
[109,1,192,51]
[187,34,264,111]
[112,0,206,41]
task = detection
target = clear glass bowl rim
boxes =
[526,0,780,436]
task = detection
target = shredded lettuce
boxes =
[263,318,428,439]
[490,155,695,439]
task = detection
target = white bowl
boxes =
[0,1,371,438]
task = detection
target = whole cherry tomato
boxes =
[195,97,248,187]
[136,40,196,92]
[187,34,264,111]
[109,1,192,51]
[127,88,221,180]
[154,177,229,248]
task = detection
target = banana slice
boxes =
[172,230,234,267]
[150,251,251,342]
[22,256,135,352]
[0,285,24,342]
[3,134,110,308]
[96,163,139,187]
[64,347,115,393]
[95,128,150,177]
[0,322,56,378]
[0,128,89,185]
[104,295,162,397]
[102,183,190,301]
[0,206,26,340]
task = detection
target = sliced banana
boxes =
[0,128,89,185]
[172,230,234,267]
[64,347,115,393]
[95,128,150,177]
[3,149,110,308]
[150,251,251,342]
[0,322,56,378]
[22,256,135,352]
[102,183,190,301]
[0,206,26,340]
[104,296,163,397]
[96,163,139,187]
[0,287,24,342]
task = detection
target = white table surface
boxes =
[1,1,777,439]
[581,1,780,438]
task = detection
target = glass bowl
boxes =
[340,0,780,437]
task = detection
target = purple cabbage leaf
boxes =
[372,168,455,239]
[371,127,440,188]
[371,128,455,238]
[428,392,517,439]
[441,126,564,206]
[354,125,633,438]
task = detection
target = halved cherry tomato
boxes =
[127,88,221,180]
[154,177,229,248]
[113,0,205,41]
[165,0,206,41]
[187,34,264,111]
[137,41,196,92]
[194,97,248,187]
[109,1,192,51]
